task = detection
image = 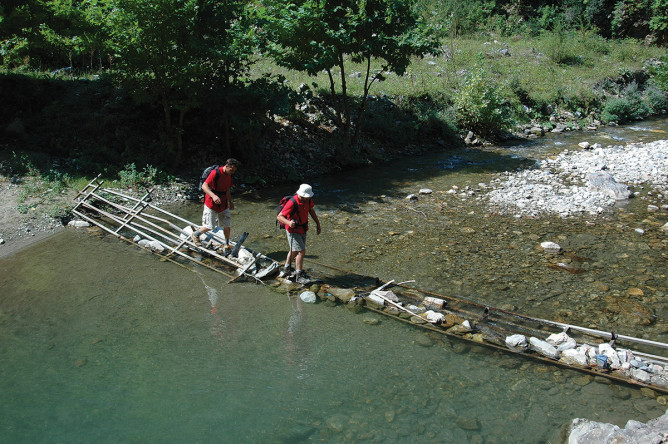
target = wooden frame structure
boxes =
[72,175,278,282]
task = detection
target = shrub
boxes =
[1,151,36,177]
[649,57,668,92]
[601,82,650,123]
[453,63,513,139]
[643,84,668,112]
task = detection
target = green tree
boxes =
[649,0,668,43]
[109,0,256,165]
[262,0,440,149]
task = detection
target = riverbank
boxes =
[2,134,667,260]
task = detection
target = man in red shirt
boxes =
[276,183,321,284]
[191,158,239,250]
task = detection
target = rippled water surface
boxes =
[1,120,667,442]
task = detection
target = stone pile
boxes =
[505,331,668,388]
[485,140,668,217]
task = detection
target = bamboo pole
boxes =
[72,208,234,279]
[74,189,246,274]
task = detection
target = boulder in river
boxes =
[587,171,632,200]
[567,410,668,444]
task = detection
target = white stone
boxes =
[300,291,317,303]
[529,337,560,359]
[561,348,589,366]
[371,290,399,303]
[578,141,590,149]
[405,194,418,200]
[505,334,529,351]
[424,296,445,308]
[662,223,668,233]
[648,204,659,212]
[557,338,577,352]
[635,228,645,235]
[540,241,561,253]
[424,310,445,324]
[133,235,142,242]
[149,240,165,253]
[631,368,651,383]
[546,332,570,346]
[68,220,91,228]
[407,304,426,314]
[366,293,385,306]
[462,320,472,331]
[419,188,433,195]
[0,238,4,245]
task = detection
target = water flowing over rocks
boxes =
[486,140,668,217]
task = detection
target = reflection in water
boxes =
[284,294,311,380]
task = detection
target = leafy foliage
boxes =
[453,62,512,139]
[108,0,256,165]
[261,0,440,148]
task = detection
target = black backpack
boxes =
[198,165,220,194]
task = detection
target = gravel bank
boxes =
[485,139,668,218]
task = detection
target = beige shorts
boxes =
[202,206,231,229]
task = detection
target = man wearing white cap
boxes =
[276,183,322,284]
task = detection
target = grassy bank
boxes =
[1,32,667,223]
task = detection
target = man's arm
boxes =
[309,208,321,234]
[202,182,221,205]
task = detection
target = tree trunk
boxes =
[337,51,351,146]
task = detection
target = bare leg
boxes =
[284,250,295,267]
[295,250,305,271]
[223,226,231,244]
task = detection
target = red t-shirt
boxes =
[280,195,314,234]
[204,167,233,212]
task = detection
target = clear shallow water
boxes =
[2,119,668,442]
[0,229,665,443]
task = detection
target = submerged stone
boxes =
[299,291,317,303]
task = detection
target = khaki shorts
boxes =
[286,232,306,252]
[202,206,231,229]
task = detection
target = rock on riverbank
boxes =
[567,409,668,443]
[485,140,668,218]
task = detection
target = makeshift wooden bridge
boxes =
[306,262,668,395]
[71,176,668,394]
[71,175,279,282]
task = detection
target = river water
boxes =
[1,120,667,442]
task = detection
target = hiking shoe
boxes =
[295,271,311,285]
[190,228,201,247]
[279,266,294,279]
